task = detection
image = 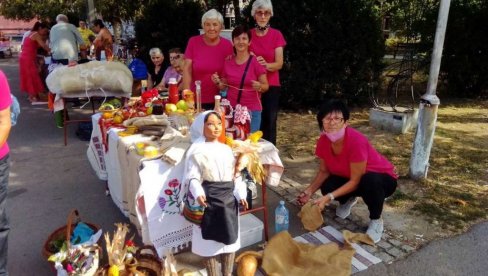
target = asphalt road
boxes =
[1,58,487,275]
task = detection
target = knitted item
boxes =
[204,256,219,276]
[220,252,236,276]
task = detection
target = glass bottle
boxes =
[214,95,227,143]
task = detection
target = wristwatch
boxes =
[327,193,335,201]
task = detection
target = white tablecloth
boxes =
[87,113,284,257]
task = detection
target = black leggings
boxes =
[260,86,280,145]
[320,172,397,220]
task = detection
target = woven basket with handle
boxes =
[42,209,100,259]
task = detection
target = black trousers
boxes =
[260,86,280,145]
[320,172,397,219]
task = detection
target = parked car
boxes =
[6,34,23,53]
[0,38,12,58]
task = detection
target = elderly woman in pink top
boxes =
[212,25,268,133]
[297,100,398,244]
[249,0,286,145]
[183,9,233,110]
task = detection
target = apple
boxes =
[165,103,177,114]
[176,100,188,111]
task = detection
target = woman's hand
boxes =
[211,72,221,85]
[313,195,331,211]
[197,195,207,208]
[256,56,267,67]
[240,199,249,211]
[297,190,312,206]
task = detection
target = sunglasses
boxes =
[169,54,180,61]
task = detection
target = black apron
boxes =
[201,180,238,245]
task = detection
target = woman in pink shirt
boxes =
[183,9,233,110]
[212,25,268,132]
[249,0,286,145]
[297,100,398,243]
[0,70,12,275]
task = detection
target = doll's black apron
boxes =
[201,180,238,245]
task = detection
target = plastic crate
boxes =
[239,214,264,248]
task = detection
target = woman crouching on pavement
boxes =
[297,99,398,243]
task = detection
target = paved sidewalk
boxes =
[273,176,417,264]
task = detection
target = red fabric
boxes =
[315,127,398,179]
[19,34,45,96]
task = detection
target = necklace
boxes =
[255,23,270,32]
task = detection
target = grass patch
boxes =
[387,190,415,208]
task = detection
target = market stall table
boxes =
[87,113,284,257]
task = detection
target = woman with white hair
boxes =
[183,9,233,110]
[147,47,166,90]
[250,0,286,145]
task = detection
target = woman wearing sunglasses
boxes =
[160,48,184,91]
[297,100,398,244]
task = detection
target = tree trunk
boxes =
[112,17,123,44]
[232,0,241,25]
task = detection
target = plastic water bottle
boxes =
[100,50,106,61]
[275,200,289,233]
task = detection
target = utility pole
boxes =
[87,0,96,22]
[409,0,451,179]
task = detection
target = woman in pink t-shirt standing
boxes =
[249,0,286,145]
[212,25,269,132]
[183,9,234,110]
[0,70,12,275]
[297,100,398,244]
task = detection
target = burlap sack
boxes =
[297,202,324,232]
[262,230,375,276]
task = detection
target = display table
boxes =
[87,113,284,256]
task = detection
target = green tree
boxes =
[244,0,385,108]
[134,0,204,62]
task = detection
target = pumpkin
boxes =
[235,251,262,276]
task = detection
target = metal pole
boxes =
[87,0,96,22]
[409,0,451,179]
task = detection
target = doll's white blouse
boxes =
[186,141,247,256]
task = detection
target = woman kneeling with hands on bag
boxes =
[297,100,398,243]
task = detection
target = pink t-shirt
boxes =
[185,35,233,104]
[222,56,266,111]
[315,127,398,179]
[0,71,12,159]
[249,28,286,86]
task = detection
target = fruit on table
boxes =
[102,111,114,119]
[99,103,115,111]
[176,99,188,111]
[113,115,124,124]
[165,103,177,114]
[108,98,122,108]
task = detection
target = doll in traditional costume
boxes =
[183,111,248,276]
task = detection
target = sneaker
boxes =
[366,219,384,243]
[335,197,358,219]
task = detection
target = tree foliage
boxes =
[0,0,145,25]
[244,0,385,108]
[397,0,488,98]
[134,0,204,64]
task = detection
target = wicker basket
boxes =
[42,209,100,259]
[96,245,163,276]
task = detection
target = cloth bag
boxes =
[226,57,252,140]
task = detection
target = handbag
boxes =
[226,57,253,140]
[182,190,205,225]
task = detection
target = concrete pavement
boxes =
[1,57,487,275]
